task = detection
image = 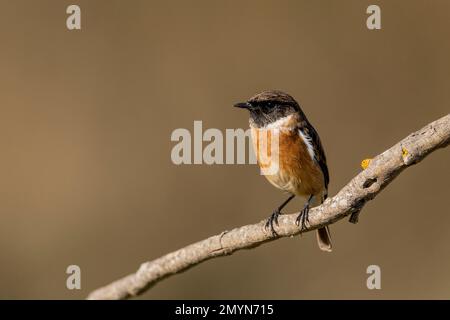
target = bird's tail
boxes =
[313,192,332,252]
[316,226,332,252]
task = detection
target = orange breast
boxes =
[251,126,325,197]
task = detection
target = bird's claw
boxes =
[295,205,310,232]
[265,209,281,236]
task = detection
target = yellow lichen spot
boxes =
[361,158,372,170]
[402,147,409,158]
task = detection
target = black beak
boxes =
[234,102,252,109]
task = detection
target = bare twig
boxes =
[88,114,450,300]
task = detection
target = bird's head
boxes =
[234,90,303,127]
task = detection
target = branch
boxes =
[88,114,450,300]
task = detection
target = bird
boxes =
[234,90,332,252]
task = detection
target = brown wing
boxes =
[299,122,329,194]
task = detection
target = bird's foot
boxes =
[265,209,281,236]
[295,204,310,232]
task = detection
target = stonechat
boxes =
[234,90,332,252]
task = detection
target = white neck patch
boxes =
[263,114,296,130]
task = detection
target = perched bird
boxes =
[234,90,332,252]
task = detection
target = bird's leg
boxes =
[265,194,295,236]
[296,195,314,231]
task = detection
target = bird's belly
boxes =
[251,127,324,196]
[264,168,302,194]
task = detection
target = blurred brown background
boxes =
[0,0,449,299]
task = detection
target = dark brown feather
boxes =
[298,121,329,196]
